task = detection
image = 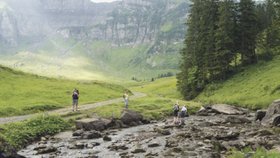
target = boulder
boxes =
[75,142,85,149]
[131,148,146,153]
[148,143,160,148]
[196,106,217,116]
[75,118,112,131]
[72,129,84,137]
[103,135,112,141]
[215,131,240,141]
[154,127,171,136]
[262,99,280,126]
[82,130,102,139]
[255,110,266,121]
[211,104,245,115]
[120,109,144,126]
[36,146,57,155]
[225,116,251,124]
[272,115,280,126]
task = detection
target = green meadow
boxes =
[198,56,280,109]
[0,66,126,117]
[87,77,202,120]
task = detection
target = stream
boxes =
[18,112,280,158]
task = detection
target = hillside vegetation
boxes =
[198,56,280,109]
[0,65,126,117]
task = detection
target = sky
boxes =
[90,0,121,3]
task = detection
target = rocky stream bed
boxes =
[18,100,280,158]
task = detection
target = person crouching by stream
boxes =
[72,88,79,112]
[178,105,188,125]
[173,101,180,124]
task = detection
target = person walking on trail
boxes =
[123,91,129,109]
[173,101,180,124]
[178,105,187,125]
[72,88,79,111]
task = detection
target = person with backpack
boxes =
[72,88,79,111]
[173,101,180,124]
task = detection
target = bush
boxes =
[0,115,70,150]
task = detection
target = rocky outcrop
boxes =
[262,99,280,126]
[75,110,147,132]
[211,104,246,115]
[75,118,112,131]
[197,104,246,116]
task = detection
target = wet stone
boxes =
[82,130,102,139]
[73,130,84,137]
[131,148,146,153]
[34,144,47,151]
[148,143,160,147]
[75,142,85,149]
[36,146,57,155]
[103,135,112,141]
[172,147,182,153]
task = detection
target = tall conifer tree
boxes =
[177,0,205,99]
[238,0,258,65]
[214,0,236,80]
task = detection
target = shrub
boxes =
[0,115,70,150]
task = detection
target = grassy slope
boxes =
[0,66,126,117]
[197,56,280,109]
[0,39,180,82]
[88,77,201,120]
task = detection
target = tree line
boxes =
[177,0,280,100]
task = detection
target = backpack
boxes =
[173,104,179,112]
[73,92,79,99]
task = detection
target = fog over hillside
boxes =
[0,0,190,80]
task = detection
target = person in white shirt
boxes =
[179,105,187,125]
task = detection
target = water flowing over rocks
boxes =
[18,104,280,158]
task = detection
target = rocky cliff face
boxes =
[0,0,117,47]
[0,0,189,48]
[0,2,18,46]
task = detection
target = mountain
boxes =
[0,0,190,80]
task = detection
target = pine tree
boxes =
[203,0,219,81]
[177,0,219,99]
[214,0,237,80]
[177,0,205,99]
[256,0,279,59]
[238,0,258,65]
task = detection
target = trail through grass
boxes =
[0,66,125,117]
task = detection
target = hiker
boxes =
[123,91,129,109]
[173,101,180,124]
[72,88,79,111]
[178,105,187,125]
